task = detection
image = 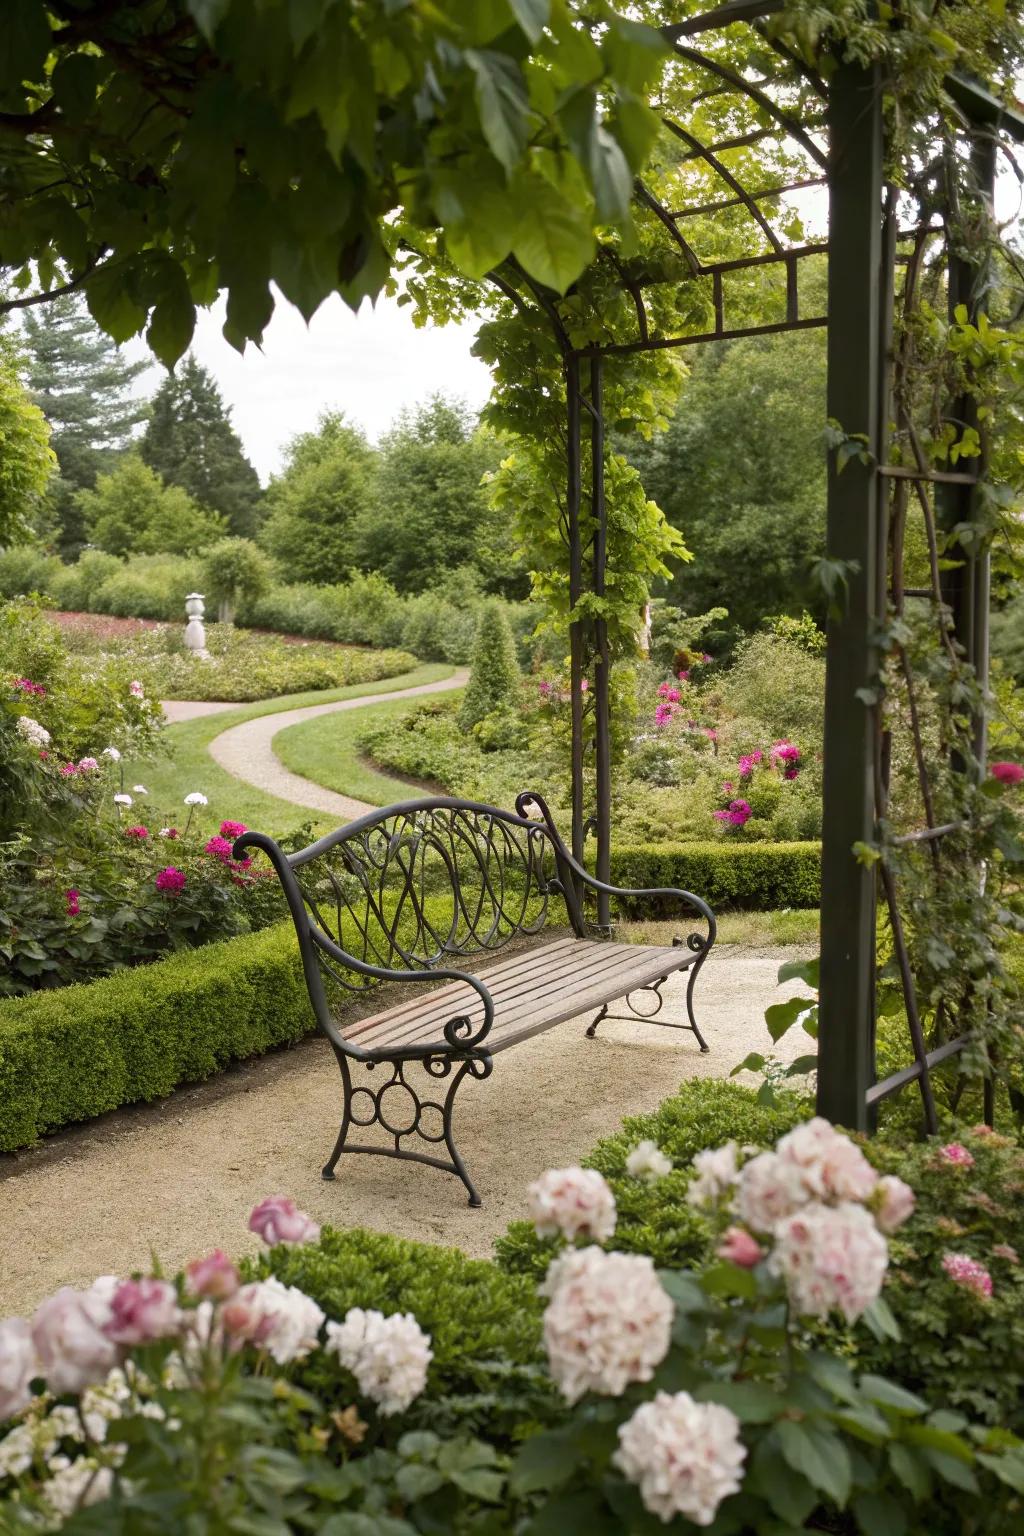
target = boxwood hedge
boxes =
[609,840,821,911]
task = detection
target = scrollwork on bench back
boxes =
[236,794,586,1002]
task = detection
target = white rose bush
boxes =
[3,1137,1024,1533]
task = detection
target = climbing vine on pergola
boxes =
[3,0,1024,1130]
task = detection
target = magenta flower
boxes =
[77,756,99,772]
[129,680,145,698]
[783,767,800,780]
[124,825,149,839]
[702,653,713,664]
[59,762,78,777]
[993,1243,1019,1265]
[538,680,552,695]
[657,683,681,702]
[219,820,248,839]
[942,1252,993,1297]
[66,889,80,917]
[654,702,676,727]
[204,835,234,862]
[771,740,801,764]
[703,727,718,743]
[155,866,186,893]
[580,678,589,693]
[722,781,734,793]
[160,827,179,839]
[991,761,1024,785]
[940,1142,975,1168]
[14,678,46,697]
[678,669,690,682]
[715,799,753,829]
[249,1195,321,1247]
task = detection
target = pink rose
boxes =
[0,1317,38,1421]
[717,1227,764,1268]
[186,1250,240,1300]
[32,1280,120,1394]
[873,1175,916,1234]
[939,1142,975,1168]
[104,1279,182,1345]
[248,1195,321,1247]
[990,761,1024,785]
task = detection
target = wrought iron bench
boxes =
[233,792,715,1207]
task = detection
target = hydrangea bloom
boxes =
[733,1150,807,1232]
[113,793,133,808]
[102,746,121,761]
[186,1250,240,1299]
[625,1140,673,1183]
[184,791,208,806]
[774,1118,878,1204]
[77,757,99,772]
[993,1243,1019,1265]
[14,678,45,697]
[31,1279,120,1395]
[714,799,752,827]
[104,1279,181,1345]
[939,1142,975,1168]
[527,1167,616,1242]
[0,1318,38,1422]
[220,820,248,839]
[155,866,186,893]
[737,751,762,778]
[942,1252,993,1297]
[16,716,50,748]
[687,1141,739,1208]
[59,762,78,776]
[772,1202,888,1321]
[325,1308,433,1415]
[654,702,677,727]
[873,1174,916,1234]
[541,1247,672,1403]
[990,761,1024,785]
[223,1279,324,1364]
[657,683,681,702]
[248,1196,321,1247]
[615,1391,746,1526]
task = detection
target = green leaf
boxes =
[888,1442,932,1502]
[524,1488,622,1536]
[695,1381,780,1423]
[700,1262,758,1301]
[765,996,817,1042]
[904,1424,974,1463]
[0,0,50,89]
[976,1448,1024,1494]
[852,1491,908,1536]
[785,1053,819,1077]
[730,1051,766,1076]
[777,957,819,988]
[85,263,148,343]
[319,1516,416,1536]
[860,1377,927,1417]
[830,1405,891,1445]
[395,1464,444,1500]
[146,263,196,367]
[860,1296,902,1342]
[777,1419,852,1506]
[748,1436,818,1526]
[612,95,660,171]
[509,0,549,43]
[466,50,532,172]
[601,17,667,94]
[509,1431,577,1496]
[512,174,595,291]
[51,53,102,117]
[806,1353,858,1406]
[398,1430,439,1458]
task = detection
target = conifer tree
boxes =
[21,293,149,556]
[459,603,521,730]
[141,356,261,537]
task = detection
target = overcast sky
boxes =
[129,292,493,484]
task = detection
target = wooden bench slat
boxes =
[343,938,688,1055]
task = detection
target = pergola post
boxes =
[590,356,612,928]
[566,354,586,868]
[817,62,885,1130]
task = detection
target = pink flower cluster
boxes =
[124,825,149,840]
[990,761,1024,785]
[65,888,81,918]
[155,866,186,893]
[714,799,752,827]
[688,1120,916,1324]
[737,750,763,779]
[654,701,678,727]
[249,1195,321,1247]
[939,1142,975,1168]
[770,739,802,780]
[14,678,46,696]
[528,1166,617,1243]
[219,820,248,839]
[657,682,681,702]
[942,1252,993,1297]
[615,1390,746,1526]
[129,680,145,698]
[541,1246,673,1403]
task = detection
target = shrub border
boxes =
[609,840,820,911]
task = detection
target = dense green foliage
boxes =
[0,333,54,545]
[20,293,148,556]
[629,330,827,631]
[77,452,225,557]
[459,602,522,732]
[259,413,378,585]
[141,355,261,535]
[607,841,821,912]
[199,536,273,624]
[0,921,307,1152]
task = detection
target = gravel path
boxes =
[204,670,468,820]
[161,699,238,724]
[0,946,812,1312]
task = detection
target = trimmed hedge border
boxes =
[0,922,309,1154]
[0,840,819,1153]
[609,840,820,911]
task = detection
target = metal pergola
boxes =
[477,0,1024,1130]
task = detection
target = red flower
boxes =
[991,761,1024,785]
[155,866,186,893]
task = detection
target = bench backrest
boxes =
[238,794,586,1013]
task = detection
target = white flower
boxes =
[626,1139,673,1184]
[615,1391,746,1526]
[31,1278,120,1396]
[41,1458,114,1517]
[325,1308,432,1416]
[0,1317,38,1422]
[771,1201,888,1322]
[774,1118,878,1205]
[15,715,50,748]
[527,1167,616,1243]
[541,1247,672,1404]
[225,1279,324,1365]
[873,1174,916,1234]
[734,1150,807,1233]
[129,680,144,697]
[113,793,133,807]
[0,1423,35,1478]
[102,746,121,762]
[184,791,208,806]
[132,784,148,795]
[687,1140,740,1209]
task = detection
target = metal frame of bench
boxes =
[234,791,715,1207]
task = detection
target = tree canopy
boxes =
[77,452,225,557]
[0,330,55,546]
[259,412,377,584]
[141,355,261,536]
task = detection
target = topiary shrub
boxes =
[608,840,821,910]
[495,1078,808,1278]
[459,601,520,730]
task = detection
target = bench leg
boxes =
[585,966,711,1053]
[321,1051,491,1208]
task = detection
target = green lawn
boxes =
[124,664,454,843]
[273,686,465,807]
